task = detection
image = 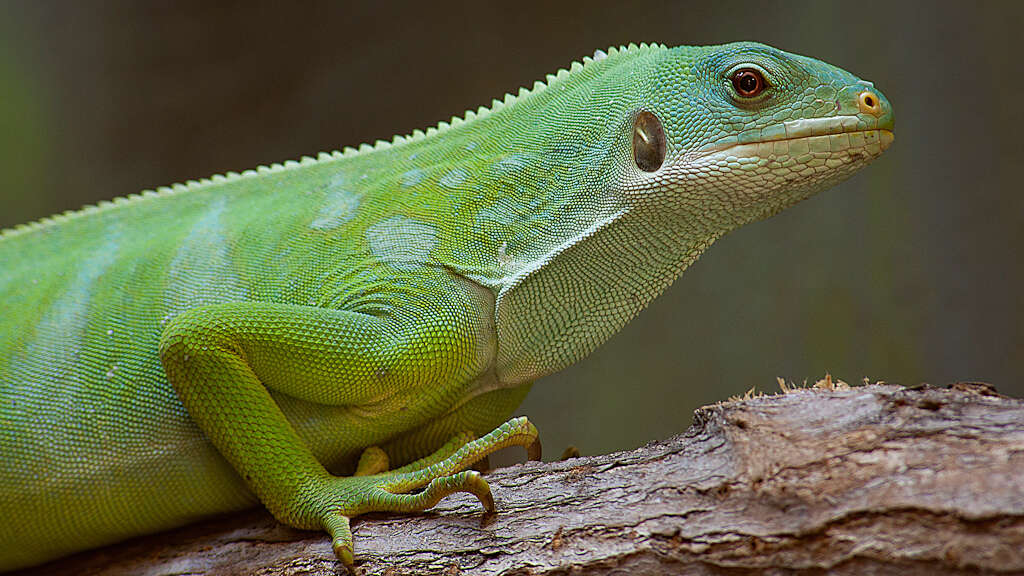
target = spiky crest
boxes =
[1,43,662,239]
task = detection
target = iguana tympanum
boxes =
[0,42,893,571]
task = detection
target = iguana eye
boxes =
[632,111,666,172]
[731,68,767,97]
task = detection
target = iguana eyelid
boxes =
[724,62,772,83]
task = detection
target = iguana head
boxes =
[620,41,894,230]
[493,42,894,383]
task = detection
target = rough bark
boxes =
[28,382,1024,575]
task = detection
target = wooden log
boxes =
[27,382,1024,575]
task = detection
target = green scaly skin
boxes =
[0,42,893,571]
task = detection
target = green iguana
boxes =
[0,42,893,571]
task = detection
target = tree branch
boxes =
[30,383,1024,575]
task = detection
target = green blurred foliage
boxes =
[1,1,1020,459]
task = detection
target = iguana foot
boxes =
[321,416,540,571]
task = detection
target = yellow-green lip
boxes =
[879,129,895,150]
[695,116,894,160]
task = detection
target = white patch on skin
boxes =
[491,154,529,175]
[497,241,511,267]
[4,229,123,468]
[21,232,121,364]
[310,190,360,230]
[165,196,247,313]
[476,204,518,227]
[325,173,345,189]
[465,142,478,151]
[593,49,607,61]
[366,216,437,271]
[439,168,468,189]
[401,169,425,187]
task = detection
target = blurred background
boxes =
[1,1,1020,459]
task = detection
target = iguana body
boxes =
[0,42,893,571]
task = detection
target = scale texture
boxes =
[0,42,893,571]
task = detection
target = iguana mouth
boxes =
[695,116,894,159]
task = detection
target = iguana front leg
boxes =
[356,421,539,477]
[324,417,540,563]
[157,271,537,568]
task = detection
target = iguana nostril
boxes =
[859,91,882,116]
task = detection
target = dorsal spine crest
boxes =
[1,43,660,239]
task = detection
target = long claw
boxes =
[527,437,542,461]
[471,454,492,473]
[558,445,580,460]
[466,471,495,513]
[378,470,494,513]
[323,514,355,572]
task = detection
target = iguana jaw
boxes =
[694,115,894,160]
[631,116,894,232]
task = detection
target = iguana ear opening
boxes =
[632,110,666,172]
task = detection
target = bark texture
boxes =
[27,382,1024,575]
